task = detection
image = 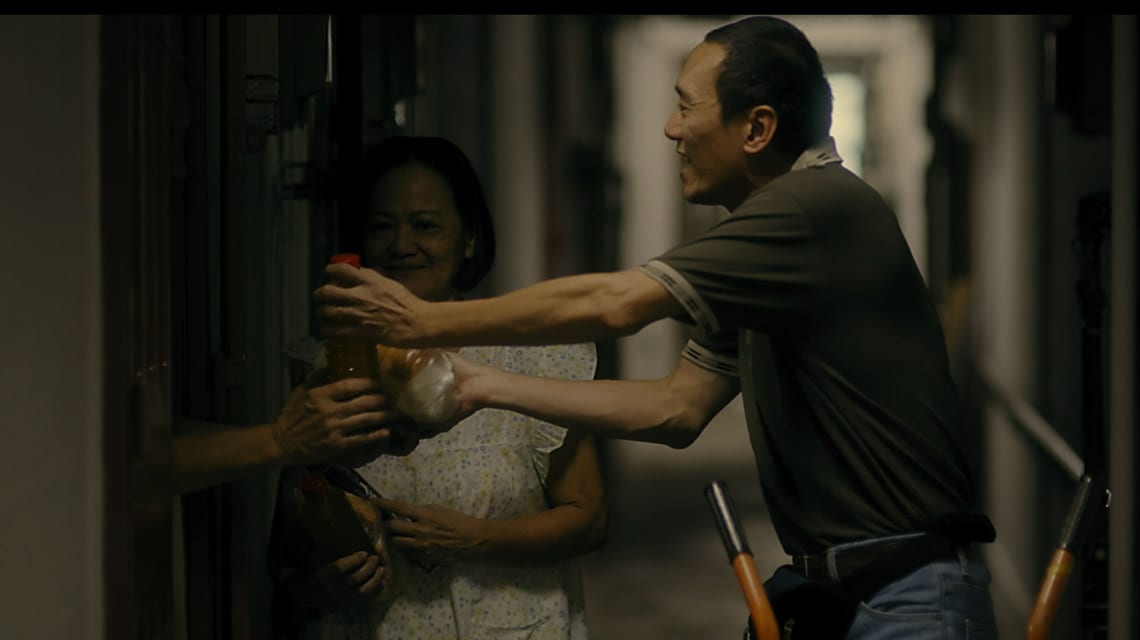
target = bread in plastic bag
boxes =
[374,344,459,424]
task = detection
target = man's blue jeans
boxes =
[751,533,1000,639]
[838,533,998,639]
[846,551,998,638]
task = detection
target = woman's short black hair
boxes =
[705,16,834,162]
[357,135,496,292]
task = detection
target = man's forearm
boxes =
[417,270,677,347]
[475,370,701,449]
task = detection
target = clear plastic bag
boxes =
[270,465,408,607]
[375,345,459,424]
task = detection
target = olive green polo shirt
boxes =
[639,139,976,555]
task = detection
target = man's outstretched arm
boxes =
[315,266,683,348]
[450,355,740,449]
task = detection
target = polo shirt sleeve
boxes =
[680,330,740,378]
[638,189,821,337]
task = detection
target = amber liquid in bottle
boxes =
[325,253,378,380]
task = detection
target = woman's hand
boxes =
[376,498,486,566]
[309,551,390,610]
[313,263,424,346]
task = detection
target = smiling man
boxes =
[314,16,998,639]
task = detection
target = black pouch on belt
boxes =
[745,529,974,639]
[744,564,859,640]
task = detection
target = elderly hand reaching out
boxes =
[272,370,421,465]
[313,262,427,347]
[170,369,420,496]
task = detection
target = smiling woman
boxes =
[271,135,607,640]
[358,135,496,301]
[364,163,471,303]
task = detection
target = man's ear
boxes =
[743,105,777,153]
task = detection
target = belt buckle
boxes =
[792,555,807,576]
[793,553,825,579]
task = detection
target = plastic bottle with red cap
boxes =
[323,252,460,425]
[325,253,379,380]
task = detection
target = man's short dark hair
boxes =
[358,135,496,292]
[705,16,834,161]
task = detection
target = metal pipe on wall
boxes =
[488,15,545,295]
[970,15,1045,634]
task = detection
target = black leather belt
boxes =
[791,532,960,582]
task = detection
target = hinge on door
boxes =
[210,353,248,422]
[211,353,248,390]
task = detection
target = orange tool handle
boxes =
[1026,548,1074,640]
[706,481,780,640]
[732,552,780,640]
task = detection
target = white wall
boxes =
[947,15,1095,639]
[0,15,104,640]
[488,15,546,295]
[786,15,933,280]
[967,16,1045,637]
[612,16,697,382]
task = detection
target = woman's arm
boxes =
[378,359,741,565]
[482,430,608,560]
[378,430,607,565]
[270,434,606,612]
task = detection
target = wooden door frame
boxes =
[101,13,177,640]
